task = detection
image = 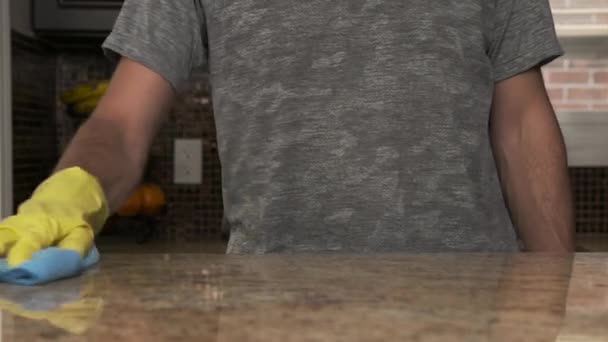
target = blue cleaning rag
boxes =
[0,247,99,286]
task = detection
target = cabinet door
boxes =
[34,0,122,34]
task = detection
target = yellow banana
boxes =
[73,96,102,115]
[61,80,109,105]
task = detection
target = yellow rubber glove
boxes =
[0,167,109,266]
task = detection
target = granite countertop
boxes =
[0,253,607,341]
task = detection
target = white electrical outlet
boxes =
[174,139,203,184]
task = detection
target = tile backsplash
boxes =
[11,33,58,209]
[55,51,113,152]
[570,168,608,234]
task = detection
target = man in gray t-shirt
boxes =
[0,0,575,262]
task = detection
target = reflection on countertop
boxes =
[575,234,608,252]
[0,253,607,341]
[96,233,608,254]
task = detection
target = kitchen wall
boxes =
[11,32,57,210]
[544,56,608,113]
[546,0,608,234]
[570,168,608,234]
[545,0,608,111]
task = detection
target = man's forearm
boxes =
[492,104,575,253]
[53,58,174,213]
[490,68,575,253]
[55,115,146,212]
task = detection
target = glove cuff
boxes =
[27,167,110,234]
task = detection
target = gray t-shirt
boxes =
[103,0,563,253]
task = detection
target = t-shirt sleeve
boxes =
[102,0,206,91]
[489,0,563,82]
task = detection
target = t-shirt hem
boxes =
[102,32,184,91]
[493,47,564,82]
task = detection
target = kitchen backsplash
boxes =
[10,31,608,241]
[55,51,113,152]
[570,168,608,234]
[11,33,57,210]
[545,0,608,112]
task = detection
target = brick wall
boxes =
[543,58,608,112]
[545,0,608,112]
[11,33,58,209]
[56,52,224,242]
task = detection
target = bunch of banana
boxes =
[61,80,109,115]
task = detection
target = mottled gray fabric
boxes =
[103,0,563,253]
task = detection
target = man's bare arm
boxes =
[490,67,575,253]
[56,57,175,211]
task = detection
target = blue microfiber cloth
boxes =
[0,246,99,286]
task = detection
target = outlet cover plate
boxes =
[174,139,202,184]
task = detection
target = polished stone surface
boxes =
[0,253,606,341]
